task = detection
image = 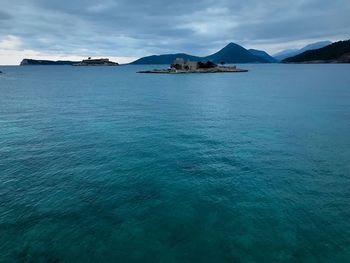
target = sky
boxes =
[0,0,349,65]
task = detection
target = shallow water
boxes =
[1,64,350,262]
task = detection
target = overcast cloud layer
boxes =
[0,0,349,64]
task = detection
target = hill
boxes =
[131,42,270,64]
[273,41,332,61]
[248,49,277,63]
[282,40,350,63]
[204,43,267,63]
[131,53,202,65]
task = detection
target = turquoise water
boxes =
[0,64,350,262]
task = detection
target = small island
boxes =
[138,58,248,74]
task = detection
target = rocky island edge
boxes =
[138,58,248,74]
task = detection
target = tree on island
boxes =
[171,63,182,70]
[198,61,217,69]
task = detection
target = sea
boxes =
[0,64,350,262]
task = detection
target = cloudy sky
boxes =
[0,0,349,64]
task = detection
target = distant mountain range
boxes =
[131,43,272,64]
[283,40,350,63]
[19,39,350,66]
[273,41,332,61]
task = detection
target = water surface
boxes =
[1,64,350,262]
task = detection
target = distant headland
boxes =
[20,57,119,66]
[20,59,78,66]
[282,40,350,63]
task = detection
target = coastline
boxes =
[138,65,248,74]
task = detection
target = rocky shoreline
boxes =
[138,66,248,73]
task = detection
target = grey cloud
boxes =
[1,0,349,57]
[0,10,12,20]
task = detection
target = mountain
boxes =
[248,49,277,63]
[20,59,78,65]
[131,42,270,64]
[273,41,332,61]
[273,49,298,61]
[299,41,332,53]
[283,40,350,63]
[131,53,202,64]
[204,43,268,63]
